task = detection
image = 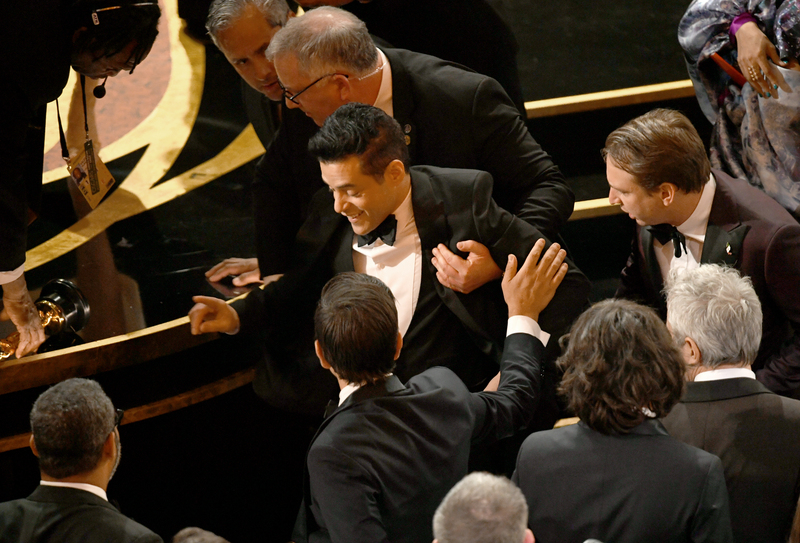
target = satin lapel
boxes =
[383,49,417,160]
[411,172,495,355]
[640,227,665,299]
[701,224,749,265]
[701,173,750,265]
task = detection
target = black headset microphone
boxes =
[93,77,108,99]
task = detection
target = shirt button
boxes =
[376,263,385,270]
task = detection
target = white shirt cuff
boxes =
[0,263,25,285]
[506,315,549,347]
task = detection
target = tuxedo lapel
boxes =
[383,49,418,160]
[701,181,750,266]
[639,226,665,306]
[410,172,497,358]
[701,223,749,266]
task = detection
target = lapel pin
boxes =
[726,242,732,256]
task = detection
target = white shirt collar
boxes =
[338,374,394,406]
[677,173,716,243]
[354,186,413,250]
[694,367,756,382]
[373,48,393,118]
[40,480,108,501]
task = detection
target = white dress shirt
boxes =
[655,174,716,280]
[40,480,108,501]
[694,367,756,381]
[353,189,421,337]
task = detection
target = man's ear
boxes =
[524,528,535,543]
[683,336,703,367]
[658,182,678,207]
[383,159,406,186]
[29,435,39,457]
[394,332,403,360]
[315,340,331,369]
[102,429,116,460]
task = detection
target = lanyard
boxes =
[55,76,100,194]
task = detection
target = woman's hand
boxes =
[736,21,792,97]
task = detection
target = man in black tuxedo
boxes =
[0,378,161,543]
[189,104,589,415]
[207,6,573,296]
[291,240,563,543]
[608,108,800,396]
[662,264,800,543]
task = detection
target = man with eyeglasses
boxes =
[1,0,160,360]
[206,6,574,301]
[0,378,161,543]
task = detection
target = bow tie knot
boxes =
[648,223,687,259]
[357,214,397,247]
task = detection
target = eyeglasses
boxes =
[92,3,158,25]
[278,61,384,104]
[279,73,349,104]
[114,408,125,428]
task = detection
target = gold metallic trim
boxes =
[0,367,255,453]
[569,198,623,221]
[525,80,696,119]
[27,125,265,270]
[43,0,206,184]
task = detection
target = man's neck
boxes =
[349,55,383,107]
[41,470,108,491]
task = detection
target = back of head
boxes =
[666,264,762,368]
[602,108,710,194]
[315,272,398,383]
[308,102,410,177]
[558,299,686,434]
[205,0,290,45]
[266,6,377,77]
[30,378,115,479]
[69,0,161,70]
[433,472,528,543]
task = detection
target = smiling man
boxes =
[188,104,589,416]
[608,108,800,397]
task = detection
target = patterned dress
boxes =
[679,0,800,218]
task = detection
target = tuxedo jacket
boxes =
[512,420,733,543]
[617,170,800,394]
[662,378,800,543]
[292,331,545,543]
[253,46,572,276]
[0,485,162,543]
[232,166,589,413]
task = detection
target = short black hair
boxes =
[314,272,398,383]
[308,103,410,178]
[70,0,161,72]
[30,378,116,478]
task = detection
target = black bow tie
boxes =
[648,223,687,258]
[357,214,397,247]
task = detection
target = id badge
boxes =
[67,139,115,209]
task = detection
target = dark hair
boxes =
[69,0,161,72]
[602,108,710,194]
[30,378,116,478]
[308,103,410,178]
[206,0,290,46]
[558,299,685,435]
[314,272,398,383]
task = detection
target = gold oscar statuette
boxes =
[0,279,90,361]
